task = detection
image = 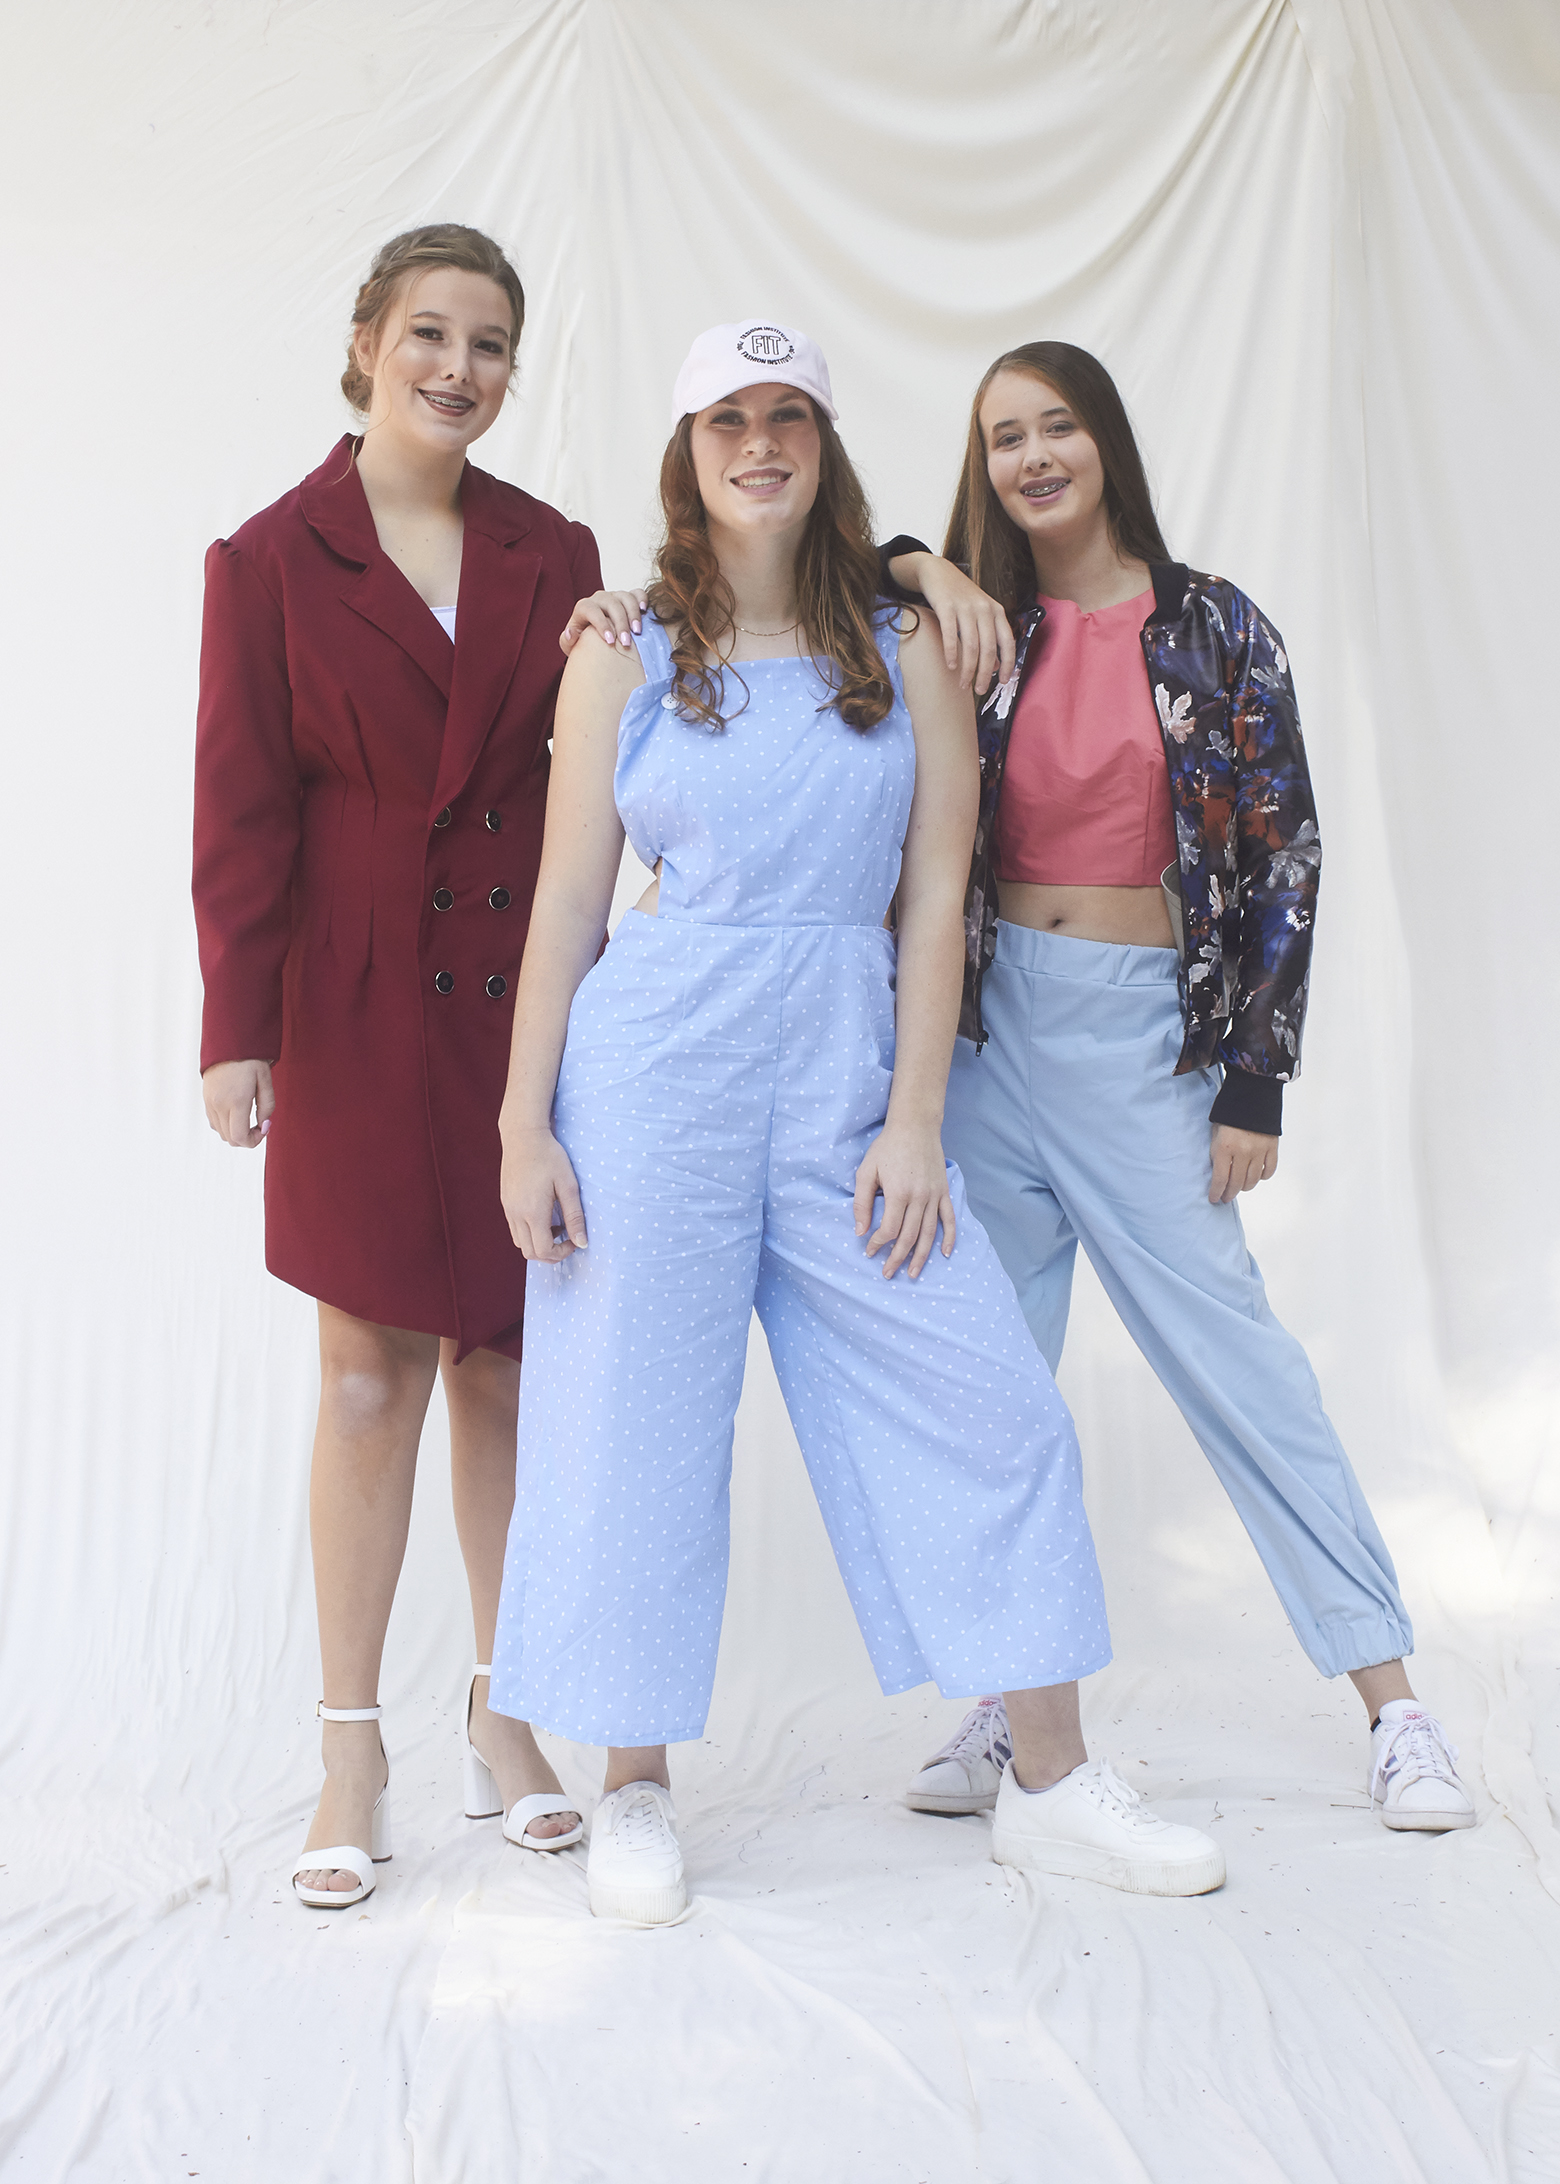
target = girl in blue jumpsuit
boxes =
[489,322,1225,1921]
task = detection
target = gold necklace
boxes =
[732,619,800,637]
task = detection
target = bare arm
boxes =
[885,550,1016,694]
[852,613,978,1278]
[498,636,643,1259]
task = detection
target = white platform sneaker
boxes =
[991,1758,1227,1896]
[463,1664,585,1852]
[587,1781,687,1924]
[905,1696,1012,1814]
[1368,1701,1475,1832]
[290,1702,392,1910]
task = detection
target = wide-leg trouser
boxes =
[941,921,1413,1679]
[489,913,1111,1748]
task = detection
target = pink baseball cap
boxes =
[670,319,837,429]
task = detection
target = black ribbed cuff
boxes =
[1209,1068,1283,1135]
[878,536,932,603]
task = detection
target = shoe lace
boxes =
[933,1697,1012,1772]
[612,1787,674,1851]
[1370,1713,1460,1807]
[1089,1759,1158,1829]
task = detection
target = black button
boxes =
[489,886,511,910]
[485,973,507,998]
[433,807,452,829]
[485,809,502,833]
[434,971,454,995]
[433,888,454,912]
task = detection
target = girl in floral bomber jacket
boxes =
[883,342,1472,1849]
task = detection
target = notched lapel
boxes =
[342,559,455,702]
[430,523,543,815]
[302,438,456,702]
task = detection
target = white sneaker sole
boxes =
[992,1830,1226,1896]
[588,1874,688,1924]
[904,1783,999,1815]
[1380,1806,1476,1833]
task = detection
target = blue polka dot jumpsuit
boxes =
[489,611,1111,1747]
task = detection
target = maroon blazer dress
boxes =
[193,437,602,1359]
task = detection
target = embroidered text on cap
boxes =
[669,320,837,425]
[737,325,796,368]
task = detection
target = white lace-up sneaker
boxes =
[905,1696,1012,1814]
[1368,1702,1475,1832]
[587,1781,687,1924]
[991,1758,1226,1895]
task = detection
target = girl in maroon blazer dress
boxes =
[194,226,600,1905]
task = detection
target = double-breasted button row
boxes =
[431,805,501,832]
[434,971,509,998]
[431,886,511,911]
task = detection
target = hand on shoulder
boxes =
[896,604,977,726]
[560,587,649,655]
[560,617,649,701]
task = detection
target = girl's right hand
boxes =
[560,589,648,654]
[202,1058,275,1148]
[501,1125,588,1259]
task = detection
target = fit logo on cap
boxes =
[737,325,796,367]
[669,319,838,427]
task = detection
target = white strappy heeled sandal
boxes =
[464,1664,584,1852]
[291,1701,392,1910]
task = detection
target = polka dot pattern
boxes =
[489,614,1111,1746]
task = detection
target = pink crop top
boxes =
[993,589,1175,888]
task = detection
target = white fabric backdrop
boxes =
[3,2,1558,2178]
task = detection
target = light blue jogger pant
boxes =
[942,922,1413,1679]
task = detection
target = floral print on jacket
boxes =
[962,565,1320,1091]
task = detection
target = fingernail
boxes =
[601,628,614,643]
[260,1118,271,1136]
[632,619,642,632]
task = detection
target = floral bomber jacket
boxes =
[887,554,1322,1137]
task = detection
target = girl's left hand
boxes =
[889,553,1016,694]
[1209,1124,1279,1203]
[853,1123,957,1278]
[561,588,648,653]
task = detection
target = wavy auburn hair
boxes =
[645,405,898,732]
[944,342,1171,616]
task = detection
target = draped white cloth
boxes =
[3,2,1558,2177]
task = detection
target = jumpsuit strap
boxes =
[631,610,677,685]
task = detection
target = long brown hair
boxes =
[341,224,526,412]
[645,406,898,732]
[944,342,1171,615]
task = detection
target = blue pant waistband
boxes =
[994,920,1180,988]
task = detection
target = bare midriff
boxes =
[998,879,1173,949]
